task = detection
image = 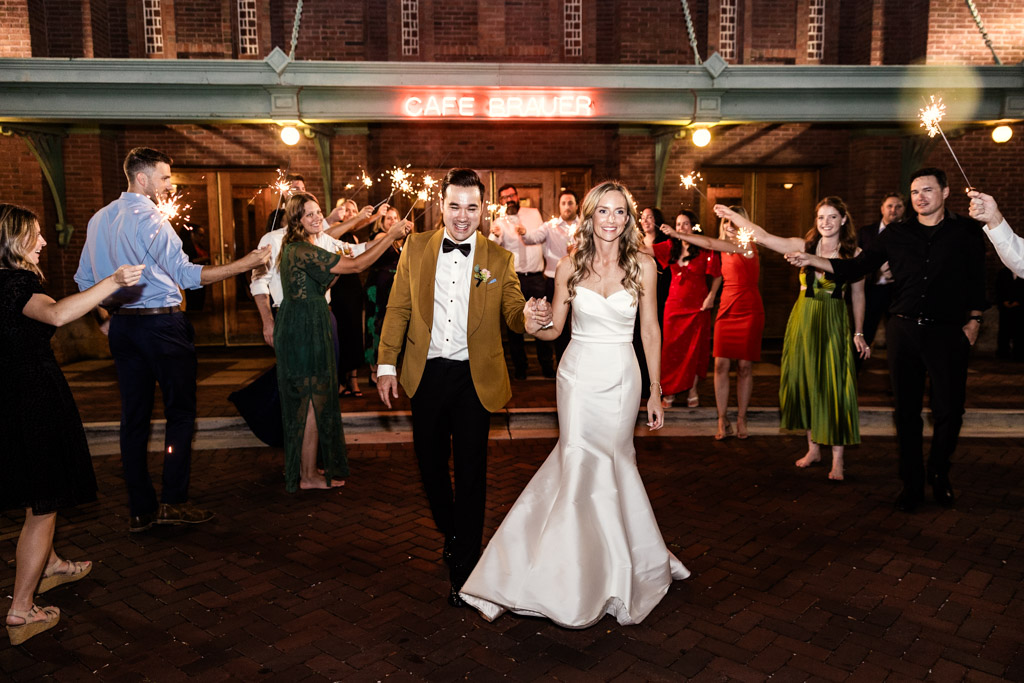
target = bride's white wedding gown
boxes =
[460,286,689,628]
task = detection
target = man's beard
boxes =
[504,201,520,216]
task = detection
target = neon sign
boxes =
[401,92,594,119]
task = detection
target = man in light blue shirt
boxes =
[76,147,270,532]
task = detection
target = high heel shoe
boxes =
[715,422,734,440]
[687,394,699,408]
[6,604,60,645]
[38,558,92,594]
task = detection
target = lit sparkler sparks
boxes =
[918,95,973,189]
[402,187,433,221]
[735,226,755,255]
[679,172,708,199]
[375,165,414,209]
[142,191,192,262]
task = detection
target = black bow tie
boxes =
[442,238,471,257]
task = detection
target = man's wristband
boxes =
[968,315,983,324]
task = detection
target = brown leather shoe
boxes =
[157,503,215,525]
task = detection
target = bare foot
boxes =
[299,477,346,489]
[829,453,844,481]
[715,420,733,440]
[736,416,749,439]
[795,452,821,468]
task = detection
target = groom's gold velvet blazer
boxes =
[377,228,526,413]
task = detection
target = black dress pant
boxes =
[508,272,553,375]
[856,282,893,372]
[108,312,197,516]
[410,358,491,587]
[886,316,970,492]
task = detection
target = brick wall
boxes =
[883,0,928,64]
[0,0,33,56]
[174,0,232,58]
[40,0,87,57]
[926,0,1024,65]
[837,0,873,64]
[749,0,798,63]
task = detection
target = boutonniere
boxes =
[473,265,496,287]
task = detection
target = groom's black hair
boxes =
[441,168,486,203]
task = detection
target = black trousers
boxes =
[410,358,491,587]
[508,272,553,374]
[886,316,970,492]
[108,312,197,516]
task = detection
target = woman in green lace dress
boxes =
[275,193,410,491]
[714,198,869,481]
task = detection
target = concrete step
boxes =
[83,405,1024,454]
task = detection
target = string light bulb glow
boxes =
[992,125,1013,143]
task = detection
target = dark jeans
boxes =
[508,272,553,375]
[108,312,197,516]
[410,358,491,587]
[886,316,970,492]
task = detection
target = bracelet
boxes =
[968,315,983,324]
[854,332,864,337]
[650,382,662,394]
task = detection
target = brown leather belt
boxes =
[113,306,180,316]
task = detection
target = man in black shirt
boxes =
[786,168,986,512]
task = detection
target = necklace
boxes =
[815,240,840,259]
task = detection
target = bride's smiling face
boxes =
[592,190,629,242]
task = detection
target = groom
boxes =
[377,168,550,606]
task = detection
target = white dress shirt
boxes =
[522,217,577,278]
[985,219,1024,278]
[249,228,364,306]
[491,208,545,274]
[377,231,476,378]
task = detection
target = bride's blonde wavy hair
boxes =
[566,181,644,305]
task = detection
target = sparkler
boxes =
[918,95,973,189]
[402,188,432,221]
[374,165,414,210]
[735,226,755,255]
[141,191,192,262]
[342,169,375,201]
[679,172,708,199]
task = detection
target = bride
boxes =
[459,181,689,628]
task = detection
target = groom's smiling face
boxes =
[442,185,482,242]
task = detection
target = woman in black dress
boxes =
[1,204,144,645]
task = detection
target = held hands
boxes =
[967,190,1003,228]
[785,252,813,268]
[524,297,553,335]
[377,374,399,409]
[113,264,146,287]
[646,394,664,431]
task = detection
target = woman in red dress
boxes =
[661,206,763,439]
[651,210,722,408]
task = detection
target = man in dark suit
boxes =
[376,169,551,606]
[857,192,905,357]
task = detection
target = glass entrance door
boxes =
[171,168,280,345]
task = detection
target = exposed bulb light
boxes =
[691,128,712,147]
[992,125,1012,143]
[280,125,301,145]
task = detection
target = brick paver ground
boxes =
[3,434,1023,680]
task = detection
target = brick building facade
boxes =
[1,0,1021,350]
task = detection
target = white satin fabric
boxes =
[460,287,689,628]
